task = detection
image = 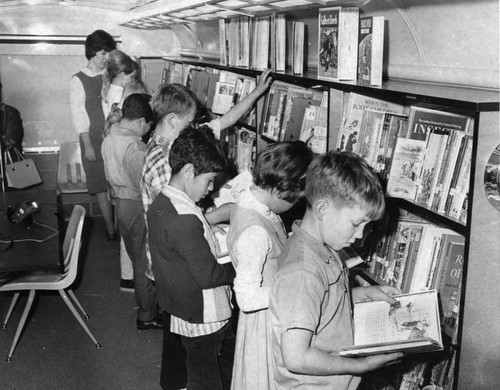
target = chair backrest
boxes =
[61,205,86,283]
[57,142,88,194]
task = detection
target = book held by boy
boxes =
[339,290,443,357]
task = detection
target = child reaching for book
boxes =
[269,151,404,390]
[227,141,313,390]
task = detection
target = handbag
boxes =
[4,147,43,189]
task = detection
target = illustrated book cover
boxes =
[357,16,384,86]
[318,7,359,81]
[340,290,443,357]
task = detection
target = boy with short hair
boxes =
[101,93,161,330]
[269,151,403,390]
[147,126,236,390]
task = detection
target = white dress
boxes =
[228,189,288,390]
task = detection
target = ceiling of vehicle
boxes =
[0,0,369,29]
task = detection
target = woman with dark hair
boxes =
[70,29,117,240]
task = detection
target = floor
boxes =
[0,216,164,390]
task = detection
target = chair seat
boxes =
[0,270,68,291]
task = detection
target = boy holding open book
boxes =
[269,151,403,389]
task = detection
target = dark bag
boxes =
[4,147,42,189]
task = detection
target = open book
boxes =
[213,224,230,264]
[340,290,443,357]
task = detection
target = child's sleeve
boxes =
[272,269,324,333]
[233,225,272,312]
[173,213,235,289]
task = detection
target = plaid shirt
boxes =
[141,133,173,279]
[140,119,221,280]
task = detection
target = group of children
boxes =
[75,29,405,390]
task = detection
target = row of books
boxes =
[367,212,464,344]
[181,65,258,127]
[260,81,328,154]
[219,13,286,72]
[318,7,384,85]
[336,92,472,223]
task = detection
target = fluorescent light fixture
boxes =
[0,34,121,44]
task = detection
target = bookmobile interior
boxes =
[0,0,498,389]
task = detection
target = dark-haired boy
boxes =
[147,126,235,390]
[269,151,403,390]
[102,94,161,330]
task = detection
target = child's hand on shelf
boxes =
[256,69,273,94]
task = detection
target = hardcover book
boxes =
[318,7,359,81]
[340,290,443,357]
[357,16,384,86]
[292,21,305,75]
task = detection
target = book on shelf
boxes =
[318,7,359,81]
[251,15,270,70]
[337,93,404,155]
[275,13,286,72]
[357,109,385,168]
[219,19,229,66]
[357,16,384,86]
[236,128,256,173]
[292,21,305,75]
[339,290,443,357]
[431,234,464,341]
[260,81,291,141]
[282,88,323,142]
[299,104,328,154]
[211,81,236,115]
[379,114,409,181]
[386,137,427,201]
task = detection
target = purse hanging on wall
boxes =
[4,147,43,189]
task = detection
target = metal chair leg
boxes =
[6,290,36,362]
[67,289,90,320]
[58,289,101,349]
[2,292,20,329]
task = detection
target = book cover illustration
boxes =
[340,290,443,357]
[386,138,426,201]
[211,81,236,115]
[357,16,373,86]
[318,7,340,80]
[337,93,404,154]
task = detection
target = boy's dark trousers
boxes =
[178,320,234,390]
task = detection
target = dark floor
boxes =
[0,216,164,390]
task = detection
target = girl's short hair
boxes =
[305,151,385,220]
[85,29,116,60]
[169,126,227,176]
[253,141,313,203]
[150,83,197,124]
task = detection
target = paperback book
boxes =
[340,290,443,357]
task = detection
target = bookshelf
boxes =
[138,4,499,389]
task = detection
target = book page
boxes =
[354,290,441,345]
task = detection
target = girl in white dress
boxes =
[227,141,313,390]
